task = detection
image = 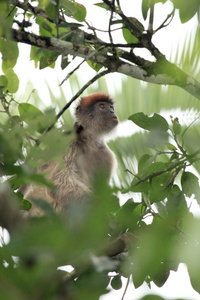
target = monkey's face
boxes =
[76,101,119,135]
[94,101,119,132]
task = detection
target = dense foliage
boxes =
[1,1,200,299]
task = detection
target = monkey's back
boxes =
[23,139,116,217]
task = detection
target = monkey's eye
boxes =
[99,103,105,109]
[76,105,80,111]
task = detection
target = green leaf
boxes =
[110,275,122,290]
[30,46,41,68]
[132,261,145,288]
[117,200,142,230]
[151,262,170,287]
[131,17,145,32]
[0,75,8,88]
[181,172,200,203]
[150,172,172,203]
[45,0,60,21]
[174,0,199,23]
[18,103,44,121]
[0,39,19,72]
[94,3,111,10]
[21,199,32,211]
[39,50,60,69]
[141,295,165,300]
[142,0,150,20]
[87,60,103,72]
[129,112,169,131]
[147,162,167,174]
[154,202,168,218]
[73,3,86,22]
[61,0,76,16]
[18,103,48,133]
[5,68,19,93]
[61,54,70,70]
[131,178,151,192]
[138,154,154,175]
[36,16,57,37]
[122,27,138,44]
[172,117,181,135]
[166,185,188,220]
[40,21,53,34]
[0,2,17,39]
[165,142,177,151]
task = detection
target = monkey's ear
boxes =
[74,122,84,134]
[76,105,81,112]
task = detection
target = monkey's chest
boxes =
[76,147,115,184]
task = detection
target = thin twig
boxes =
[43,69,110,135]
[87,25,123,33]
[181,114,200,147]
[60,59,86,86]
[87,40,143,48]
[4,4,17,20]
[108,0,117,56]
[132,158,187,188]
[148,4,154,34]
[154,8,175,33]
[116,0,121,9]
[125,168,141,180]
[121,276,130,300]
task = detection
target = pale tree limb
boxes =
[7,29,200,100]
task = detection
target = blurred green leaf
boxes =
[141,295,165,300]
[18,103,44,121]
[61,54,70,69]
[30,46,41,68]
[94,3,111,10]
[0,75,7,89]
[45,0,60,21]
[5,68,19,93]
[181,171,200,204]
[172,117,181,135]
[142,0,149,20]
[150,262,170,287]
[117,199,142,231]
[61,0,76,16]
[39,50,60,69]
[166,184,188,222]
[110,275,122,290]
[73,3,86,22]
[0,39,19,73]
[18,103,54,133]
[129,112,169,131]
[122,27,138,44]
[87,60,103,72]
[172,0,199,23]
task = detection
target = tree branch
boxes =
[64,232,136,283]
[6,28,200,100]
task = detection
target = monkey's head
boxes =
[75,93,119,137]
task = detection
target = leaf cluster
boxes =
[109,111,200,294]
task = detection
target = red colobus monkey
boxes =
[23,92,119,217]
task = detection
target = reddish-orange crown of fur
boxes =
[78,92,113,110]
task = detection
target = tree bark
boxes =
[7,28,200,100]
